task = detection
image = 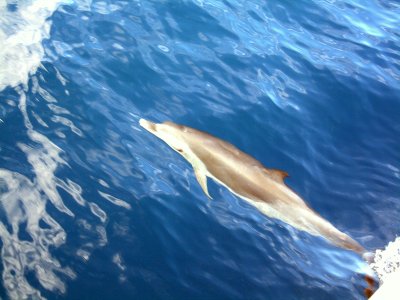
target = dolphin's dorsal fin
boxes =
[194,166,212,199]
[264,168,289,183]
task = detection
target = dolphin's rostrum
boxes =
[139,118,366,255]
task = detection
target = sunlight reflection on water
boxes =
[0,1,132,298]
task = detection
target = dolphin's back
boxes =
[182,126,297,204]
[183,126,263,167]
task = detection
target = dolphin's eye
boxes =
[177,149,183,153]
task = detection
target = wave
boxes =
[0,0,71,91]
[0,1,130,298]
[0,1,71,296]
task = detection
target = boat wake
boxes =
[0,1,130,298]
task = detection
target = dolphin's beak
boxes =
[139,118,157,134]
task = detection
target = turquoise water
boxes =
[0,0,399,299]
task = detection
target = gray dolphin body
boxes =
[139,118,365,254]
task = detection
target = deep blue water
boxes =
[0,0,399,299]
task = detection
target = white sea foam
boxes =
[0,1,71,298]
[0,89,81,299]
[371,237,400,284]
[0,1,127,298]
[0,169,76,299]
[0,0,134,298]
[98,190,132,210]
[0,0,72,91]
[0,85,118,298]
[0,0,134,296]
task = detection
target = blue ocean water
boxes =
[0,0,399,299]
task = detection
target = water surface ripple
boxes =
[0,0,399,299]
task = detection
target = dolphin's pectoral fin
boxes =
[193,166,212,199]
[264,168,289,183]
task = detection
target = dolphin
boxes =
[139,118,366,255]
